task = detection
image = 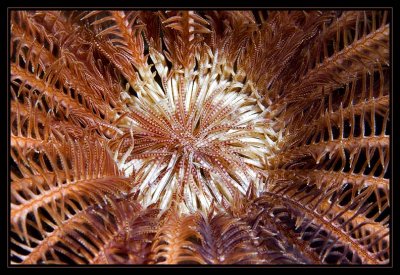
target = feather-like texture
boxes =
[10,10,390,265]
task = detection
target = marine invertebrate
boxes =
[9,10,390,265]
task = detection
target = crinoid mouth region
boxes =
[119,48,280,213]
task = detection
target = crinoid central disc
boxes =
[120,48,280,213]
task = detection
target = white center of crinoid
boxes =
[117,47,280,214]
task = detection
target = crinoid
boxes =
[9,10,390,265]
